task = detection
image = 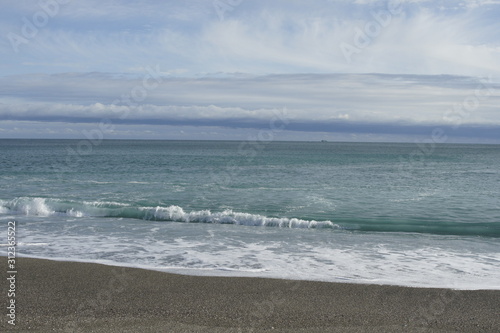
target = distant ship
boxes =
[321,140,328,142]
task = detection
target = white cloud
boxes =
[0,73,498,128]
[1,0,499,76]
[1,1,500,141]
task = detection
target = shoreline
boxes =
[9,255,500,291]
[2,258,500,332]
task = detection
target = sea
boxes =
[1,139,499,290]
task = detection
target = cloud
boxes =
[1,0,499,76]
[1,1,499,141]
[0,72,499,141]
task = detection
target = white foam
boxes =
[82,200,131,208]
[17,242,51,247]
[148,205,339,228]
[3,197,54,216]
[86,181,115,184]
[65,208,84,217]
[15,218,500,290]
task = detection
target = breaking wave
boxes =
[2,197,499,236]
[0,197,340,229]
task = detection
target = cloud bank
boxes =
[0,0,499,141]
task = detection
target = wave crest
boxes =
[0,197,339,229]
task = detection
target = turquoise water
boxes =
[1,140,499,289]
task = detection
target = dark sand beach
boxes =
[2,257,499,332]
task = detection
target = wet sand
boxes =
[2,257,499,332]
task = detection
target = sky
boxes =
[0,0,499,142]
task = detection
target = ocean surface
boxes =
[1,139,499,289]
